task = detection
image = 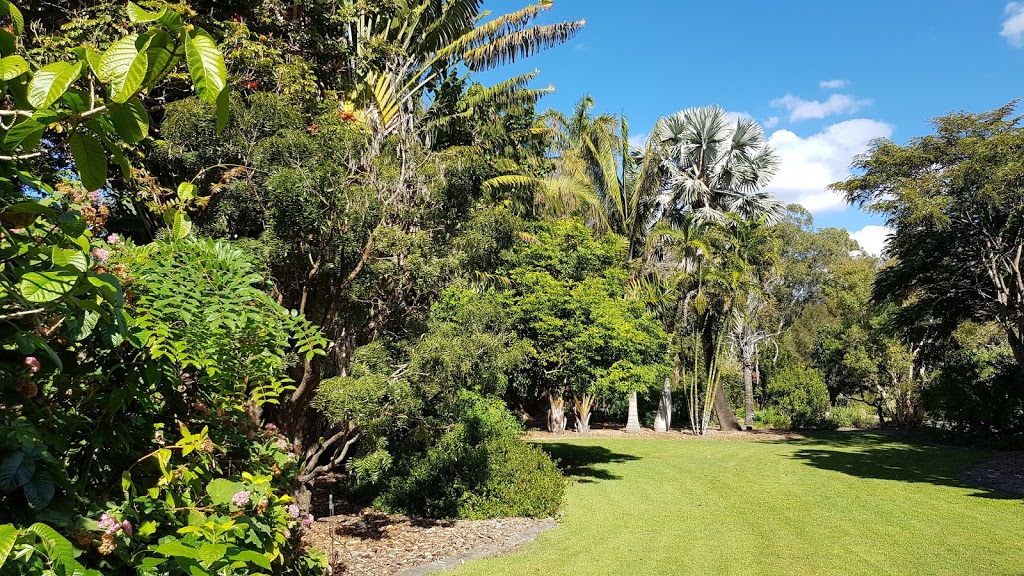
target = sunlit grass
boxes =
[453,433,1024,576]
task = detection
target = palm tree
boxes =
[345,0,585,136]
[648,106,782,432]
[654,105,784,226]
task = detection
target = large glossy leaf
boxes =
[184,28,226,105]
[2,116,44,152]
[27,61,84,109]
[197,543,227,565]
[231,549,271,569]
[69,131,108,191]
[109,97,149,144]
[127,2,162,23]
[171,211,192,240]
[97,34,149,103]
[0,54,27,80]
[19,270,78,302]
[0,524,16,566]
[52,247,88,272]
[141,29,178,86]
[22,470,55,510]
[25,523,76,565]
[0,451,34,490]
[154,539,199,560]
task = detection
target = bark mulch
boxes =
[961,451,1024,496]
[302,506,556,576]
[525,427,807,442]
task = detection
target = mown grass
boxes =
[452,432,1024,576]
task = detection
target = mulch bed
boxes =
[961,451,1024,496]
[525,427,807,442]
[302,506,555,576]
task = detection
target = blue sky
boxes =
[478,1,1024,255]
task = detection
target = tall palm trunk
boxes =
[547,392,566,433]
[653,376,672,432]
[625,391,642,433]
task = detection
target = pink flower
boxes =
[24,356,40,373]
[275,438,289,451]
[194,402,207,412]
[121,520,133,536]
[91,247,110,262]
[87,190,101,203]
[97,513,121,535]
[265,423,277,432]
[231,490,251,507]
[288,504,300,519]
[106,233,120,245]
[301,514,314,529]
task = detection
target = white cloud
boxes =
[771,93,872,122]
[627,131,648,150]
[1002,2,1024,46]
[764,118,893,213]
[850,225,893,257]
[764,116,780,128]
[819,79,848,89]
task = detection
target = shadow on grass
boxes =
[774,431,1022,500]
[534,442,640,483]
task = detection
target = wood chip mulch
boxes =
[525,427,807,442]
[961,451,1024,496]
[302,506,556,576]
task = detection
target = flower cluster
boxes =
[95,512,132,555]
[231,490,251,507]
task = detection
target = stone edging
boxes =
[394,518,558,576]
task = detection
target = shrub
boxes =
[829,402,876,429]
[766,365,831,429]
[753,408,791,430]
[369,393,564,519]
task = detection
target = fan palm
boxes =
[655,105,784,226]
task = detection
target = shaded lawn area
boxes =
[452,433,1024,576]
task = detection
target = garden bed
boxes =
[303,506,556,575]
[961,451,1024,495]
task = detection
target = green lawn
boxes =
[453,433,1024,576]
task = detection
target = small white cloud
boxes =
[820,79,848,89]
[627,131,648,150]
[771,93,872,122]
[1002,2,1024,46]
[764,118,894,214]
[764,116,780,128]
[850,225,893,257]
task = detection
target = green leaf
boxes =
[19,270,78,303]
[171,211,192,240]
[109,97,149,144]
[127,2,161,23]
[231,549,271,569]
[0,524,17,566]
[25,523,75,565]
[7,2,23,36]
[52,247,88,272]
[205,478,242,506]
[0,54,28,80]
[0,29,13,57]
[154,539,199,560]
[138,520,157,537]
[197,543,227,565]
[27,61,84,109]
[140,29,177,86]
[97,34,149,103]
[56,211,87,238]
[0,200,53,228]
[184,29,226,105]
[3,116,44,153]
[0,451,34,490]
[69,131,107,191]
[23,470,55,510]
[67,310,99,341]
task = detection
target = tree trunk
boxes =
[293,482,313,514]
[625,391,642,434]
[742,357,754,431]
[547,393,566,433]
[573,393,594,434]
[713,381,742,432]
[654,376,672,432]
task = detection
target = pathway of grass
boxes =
[452,433,1024,576]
